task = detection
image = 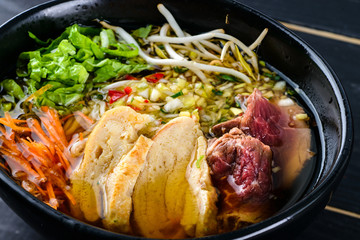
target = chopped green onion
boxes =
[196,155,205,168]
[212,89,223,96]
[217,74,238,82]
[173,67,188,73]
[259,60,266,67]
[171,90,183,98]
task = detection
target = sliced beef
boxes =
[211,88,312,188]
[212,117,241,137]
[207,128,272,203]
[240,89,283,146]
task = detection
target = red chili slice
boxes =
[124,75,138,80]
[145,73,164,83]
[108,90,126,104]
[124,86,132,94]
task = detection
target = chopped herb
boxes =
[173,66,188,73]
[160,108,168,114]
[212,89,223,96]
[259,60,266,67]
[263,72,280,81]
[161,121,166,124]
[287,89,296,96]
[196,155,205,168]
[217,116,228,123]
[171,90,183,98]
[217,74,238,82]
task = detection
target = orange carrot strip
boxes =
[30,159,47,183]
[34,182,47,196]
[0,118,31,133]
[54,145,71,171]
[60,114,74,123]
[45,181,58,209]
[79,132,84,141]
[42,107,68,146]
[62,187,76,206]
[18,140,50,168]
[1,152,40,183]
[74,111,94,125]
[27,118,55,155]
[0,162,9,171]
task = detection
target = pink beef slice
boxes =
[240,89,283,146]
[211,89,312,188]
[207,128,272,203]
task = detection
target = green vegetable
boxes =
[173,67,188,74]
[102,43,139,58]
[100,29,117,48]
[196,155,205,168]
[131,25,152,38]
[1,79,25,100]
[217,74,239,82]
[8,24,152,113]
[171,90,183,98]
[93,60,150,83]
[212,89,223,96]
[1,102,12,112]
[69,25,104,59]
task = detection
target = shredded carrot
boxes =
[0,162,9,171]
[55,145,71,171]
[0,118,31,133]
[0,107,82,210]
[1,151,41,183]
[46,181,58,209]
[60,113,74,123]
[27,119,55,155]
[74,111,94,125]
[79,132,84,141]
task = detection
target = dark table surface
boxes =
[1,0,360,239]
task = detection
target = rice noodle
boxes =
[100,21,251,83]
[147,32,258,73]
[220,41,233,62]
[160,24,208,82]
[249,28,268,50]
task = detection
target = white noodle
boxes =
[170,44,212,59]
[103,80,139,90]
[160,24,183,60]
[157,4,185,38]
[185,33,219,60]
[160,24,208,82]
[249,28,268,50]
[220,41,233,62]
[147,32,258,73]
[100,22,251,83]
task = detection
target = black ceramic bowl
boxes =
[0,0,353,239]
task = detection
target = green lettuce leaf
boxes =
[1,79,25,100]
[131,25,152,38]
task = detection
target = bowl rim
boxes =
[0,0,354,239]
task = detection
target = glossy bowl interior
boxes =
[0,0,353,239]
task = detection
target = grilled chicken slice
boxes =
[181,136,218,237]
[103,135,153,233]
[70,107,151,224]
[132,117,217,238]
